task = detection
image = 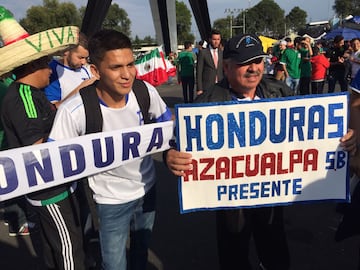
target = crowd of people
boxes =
[1,3,360,270]
[171,33,360,105]
[265,34,360,96]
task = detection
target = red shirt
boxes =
[310,54,330,81]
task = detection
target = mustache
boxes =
[244,70,262,77]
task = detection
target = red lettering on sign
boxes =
[216,157,230,179]
[199,158,215,180]
[232,155,244,178]
[183,149,318,182]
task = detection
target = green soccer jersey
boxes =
[280,48,301,79]
[177,51,195,77]
[299,47,312,78]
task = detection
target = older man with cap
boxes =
[0,6,86,269]
[164,33,358,270]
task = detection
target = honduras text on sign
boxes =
[175,92,350,213]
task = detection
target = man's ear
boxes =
[90,64,100,79]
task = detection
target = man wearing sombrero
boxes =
[0,6,86,269]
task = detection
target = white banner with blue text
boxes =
[0,121,174,202]
[175,92,350,213]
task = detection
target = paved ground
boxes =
[1,82,359,270]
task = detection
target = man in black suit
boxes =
[196,29,223,95]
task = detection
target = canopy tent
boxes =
[324,27,360,40]
[343,16,360,30]
[259,36,278,53]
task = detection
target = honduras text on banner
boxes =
[0,121,174,202]
[175,92,350,213]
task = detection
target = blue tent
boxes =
[324,27,360,40]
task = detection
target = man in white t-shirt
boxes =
[349,38,360,82]
[48,29,173,270]
[44,32,97,108]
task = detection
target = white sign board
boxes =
[176,93,350,213]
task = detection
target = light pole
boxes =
[225,8,246,37]
[224,8,241,38]
[242,10,246,34]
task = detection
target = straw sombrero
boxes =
[0,6,79,76]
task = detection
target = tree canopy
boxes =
[333,0,360,18]
[212,0,310,39]
[18,0,195,45]
[213,17,231,41]
[102,3,131,37]
[240,0,286,38]
[286,7,307,33]
[13,0,352,47]
[176,0,195,45]
[20,0,131,37]
[20,0,81,34]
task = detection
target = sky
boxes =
[0,0,336,39]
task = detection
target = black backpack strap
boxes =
[79,83,103,134]
[132,79,151,124]
[79,83,102,231]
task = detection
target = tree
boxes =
[142,35,156,44]
[213,17,232,41]
[20,0,81,34]
[285,7,307,33]
[237,0,285,38]
[102,3,131,37]
[333,0,360,19]
[176,1,194,45]
[133,35,142,49]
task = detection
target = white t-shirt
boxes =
[48,81,172,204]
[45,59,92,102]
[351,50,360,79]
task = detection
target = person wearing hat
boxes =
[0,6,86,269]
[164,33,358,270]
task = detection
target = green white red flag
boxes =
[165,58,177,77]
[135,46,169,86]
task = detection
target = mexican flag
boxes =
[165,58,177,77]
[135,47,169,86]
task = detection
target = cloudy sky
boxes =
[1,0,336,39]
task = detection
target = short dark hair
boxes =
[334,35,344,44]
[184,41,192,49]
[294,36,302,46]
[210,29,221,37]
[88,29,132,66]
[312,46,320,56]
[12,56,51,80]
